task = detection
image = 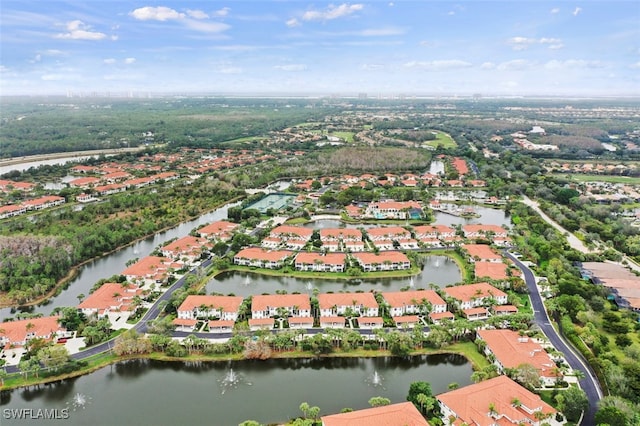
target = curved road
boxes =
[506,252,602,426]
[7,251,603,425]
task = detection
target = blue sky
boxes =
[1,1,639,97]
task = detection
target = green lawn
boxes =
[330,131,355,143]
[552,173,640,184]
[423,131,457,149]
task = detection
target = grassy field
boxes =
[422,131,457,149]
[552,173,640,184]
[330,131,355,143]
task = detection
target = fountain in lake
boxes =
[366,370,385,389]
[243,276,252,286]
[409,278,414,288]
[67,392,91,411]
[219,367,251,394]
[306,281,313,293]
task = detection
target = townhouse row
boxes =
[259,223,510,252]
[171,282,517,333]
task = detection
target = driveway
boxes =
[507,252,602,425]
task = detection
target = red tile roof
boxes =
[353,251,410,265]
[437,375,556,426]
[235,247,292,262]
[367,226,411,238]
[295,252,346,266]
[78,282,142,313]
[477,329,559,379]
[318,292,378,310]
[319,228,362,240]
[198,220,238,237]
[270,225,313,239]
[321,402,429,426]
[462,224,508,236]
[251,294,311,312]
[443,282,507,302]
[474,262,509,280]
[461,244,502,261]
[381,290,446,308]
[178,295,244,313]
[0,316,64,347]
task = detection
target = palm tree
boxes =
[488,402,497,417]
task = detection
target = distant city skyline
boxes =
[1,1,639,97]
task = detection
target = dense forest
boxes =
[0,97,333,157]
[0,178,242,304]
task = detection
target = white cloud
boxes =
[544,59,605,70]
[130,6,185,21]
[573,7,582,16]
[54,20,107,40]
[508,36,563,50]
[103,58,117,64]
[361,63,385,70]
[360,27,406,36]
[302,4,364,21]
[508,37,537,50]
[183,19,230,33]
[389,2,395,6]
[217,66,242,74]
[403,60,472,70]
[274,64,307,72]
[30,54,42,63]
[550,8,560,14]
[480,62,496,70]
[0,65,9,73]
[497,59,534,71]
[124,58,136,64]
[42,49,65,56]
[213,7,231,18]
[630,62,640,69]
[186,9,209,20]
[129,6,230,33]
[286,18,301,27]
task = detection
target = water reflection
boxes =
[2,355,471,426]
[207,254,460,296]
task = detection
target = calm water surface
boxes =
[1,355,472,426]
[207,254,461,296]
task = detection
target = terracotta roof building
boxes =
[234,247,291,269]
[0,316,70,348]
[352,251,411,272]
[78,282,143,317]
[251,294,311,319]
[318,292,379,318]
[177,295,244,322]
[294,252,346,272]
[321,402,429,426]
[461,244,503,262]
[197,220,239,241]
[477,329,561,386]
[436,375,559,426]
[381,290,447,316]
[443,282,508,311]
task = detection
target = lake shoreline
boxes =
[1,343,483,391]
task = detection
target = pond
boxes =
[206,254,461,296]
[0,354,472,426]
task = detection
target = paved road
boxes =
[506,252,602,426]
[520,196,595,253]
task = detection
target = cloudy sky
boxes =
[1,1,639,97]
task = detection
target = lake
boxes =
[0,354,472,426]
